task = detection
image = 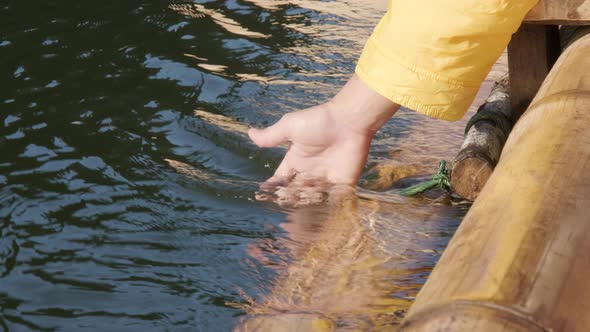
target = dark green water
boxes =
[0,1,470,331]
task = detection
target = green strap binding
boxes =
[399,160,451,196]
[399,105,512,197]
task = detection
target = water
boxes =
[0,1,501,330]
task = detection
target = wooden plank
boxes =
[399,34,590,332]
[525,0,590,25]
[507,24,560,123]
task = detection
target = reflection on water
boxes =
[1,0,496,330]
[236,188,466,331]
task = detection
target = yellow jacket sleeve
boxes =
[356,0,538,121]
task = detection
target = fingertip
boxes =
[248,127,262,146]
[248,124,286,148]
[247,127,259,135]
[247,127,255,136]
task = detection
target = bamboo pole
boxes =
[399,33,590,332]
[451,76,511,201]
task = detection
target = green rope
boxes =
[399,160,451,196]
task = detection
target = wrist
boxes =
[328,74,399,135]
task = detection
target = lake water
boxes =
[0,1,503,331]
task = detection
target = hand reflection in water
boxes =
[237,186,416,331]
[254,177,350,207]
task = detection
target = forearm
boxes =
[327,74,400,136]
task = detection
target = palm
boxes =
[249,105,373,185]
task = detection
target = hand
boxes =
[249,103,373,185]
[249,74,400,187]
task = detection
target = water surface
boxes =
[0,1,496,330]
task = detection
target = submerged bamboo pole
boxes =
[400,33,590,331]
[234,190,415,331]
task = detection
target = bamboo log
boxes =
[399,33,590,331]
[450,76,511,201]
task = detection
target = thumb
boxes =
[248,119,289,148]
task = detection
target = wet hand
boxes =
[249,103,374,185]
[249,74,400,191]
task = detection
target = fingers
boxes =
[268,159,296,183]
[248,117,289,148]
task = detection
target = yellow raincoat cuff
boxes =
[356,0,539,121]
[356,38,479,121]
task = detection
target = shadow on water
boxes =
[0,0,477,331]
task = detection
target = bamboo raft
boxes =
[401,1,590,330]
